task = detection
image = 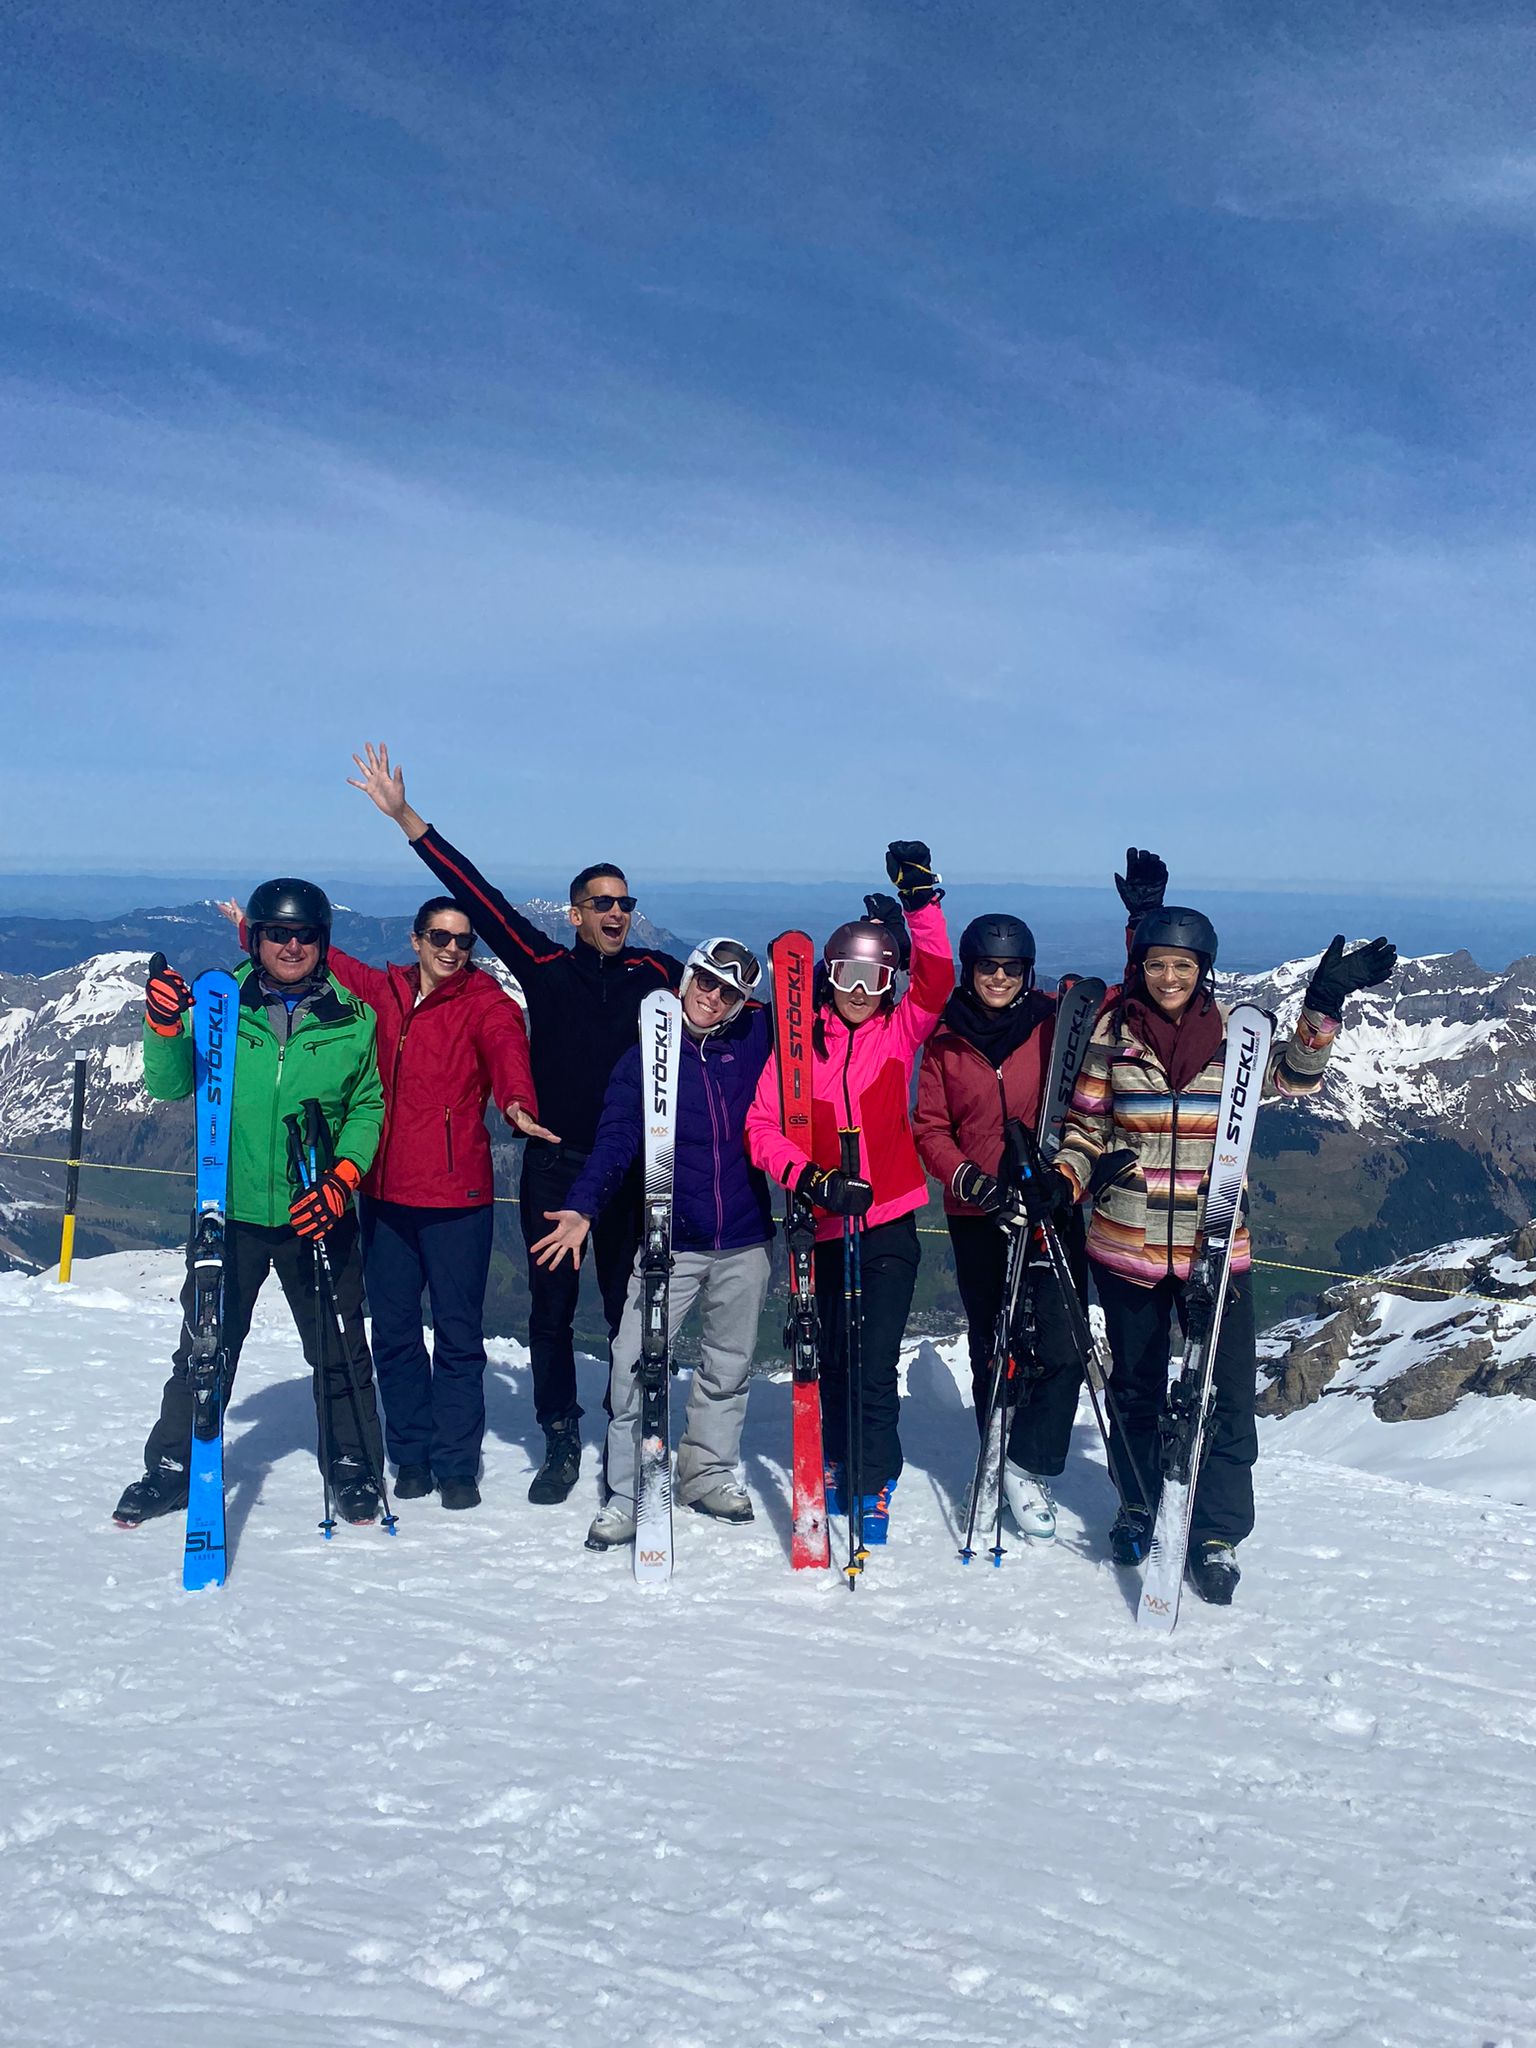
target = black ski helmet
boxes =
[1129,904,1218,968]
[247,877,333,960]
[958,913,1037,974]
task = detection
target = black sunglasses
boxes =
[261,924,322,948]
[579,894,637,914]
[420,927,475,951]
[975,956,1027,980]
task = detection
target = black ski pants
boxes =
[518,1141,640,1428]
[361,1197,494,1483]
[1091,1260,1258,1548]
[812,1212,920,1496]
[142,1214,386,1477]
[947,1214,1085,1477]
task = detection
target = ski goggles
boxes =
[419,927,475,951]
[578,893,637,914]
[695,940,761,991]
[828,957,894,997]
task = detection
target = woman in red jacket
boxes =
[222,894,538,1509]
[914,913,1086,1543]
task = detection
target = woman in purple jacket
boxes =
[531,938,773,1551]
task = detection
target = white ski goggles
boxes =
[828,957,894,997]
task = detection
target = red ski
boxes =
[771,930,829,1570]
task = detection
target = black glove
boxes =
[145,952,193,1036]
[1304,935,1397,1019]
[885,840,943,913]
[952,1162,1002,1212]
[796,1163,874,1219]
[862,891,912,971]
[1115,848,1168,920]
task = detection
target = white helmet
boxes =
[679,935,762,1023]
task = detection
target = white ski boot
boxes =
[585,1498,636,1550]
[1002,1462,1057,1543]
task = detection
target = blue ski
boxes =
[183,968,239,1591]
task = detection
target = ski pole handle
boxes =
[838,1128,861,1180]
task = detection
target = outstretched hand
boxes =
[884,840,942,913]
[531,1210,591,1270]
[215,898,244,931]
[507,1102,561,1144]
[1115,847,1167,919]
[347,741,423,836]
[1305,935,1398,1019]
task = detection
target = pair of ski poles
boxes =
[962,1121,1156,1562]
[838,1127,867,1588]
[283,1100,397,1538]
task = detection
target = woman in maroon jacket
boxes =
[914,913,1086,1543]
[222,894,538,1509]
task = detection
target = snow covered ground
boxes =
[4,1251,1535,2048]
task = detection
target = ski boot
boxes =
[1002,1462,1057,1543]
[112,1462,189,1528]
[858,1477,897,1547]
[439,1479,481,1511]
[393,1463,435,1500]
[687,1482,754,1524]
[1109,1503,1152,1567]
[585,1498,636,1550]
[823,1460,846,1517]
[330,1458,381,1525]
[1187,1540,1240,1606]
[528,1417,582,1505]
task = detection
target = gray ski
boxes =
[634,989,682,1588]
[1138,1003,1274,1634]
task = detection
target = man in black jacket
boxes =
[349,742,683,1503]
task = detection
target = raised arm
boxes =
[882,836,953,1057]
[347,741,564,978]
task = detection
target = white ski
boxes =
[634,989,682,1589]
[1138,1003,1273,1634]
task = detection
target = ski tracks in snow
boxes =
[2,1254,1535,2048]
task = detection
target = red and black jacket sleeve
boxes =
[411,824,567,984]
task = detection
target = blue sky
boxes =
[5,0,1535,891]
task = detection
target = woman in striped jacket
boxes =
[1052,907,1395,1605]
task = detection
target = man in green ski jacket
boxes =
[113,879,390,1529]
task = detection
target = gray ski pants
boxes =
[604,1242,771,1507]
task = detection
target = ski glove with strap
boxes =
[289,1158,362,1239]
[1114,848,1168,920]
[885,840,943,912]
[796,1162,874,1219]
[952,1161,1002,1212]
[862,891,912,970]
[1304,935,1397,1020]
[144,953,193,1036]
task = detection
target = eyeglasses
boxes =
[828,958,894,997]
[691,969,734,998]
[975,957,1026,981]
[260,925,322,948]
[578,894,637,914]
[420,928,475,951]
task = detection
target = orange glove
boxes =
[145,955,193,1037]
[289,1158,362,1238]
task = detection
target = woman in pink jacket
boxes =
[745,842,952,1542]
